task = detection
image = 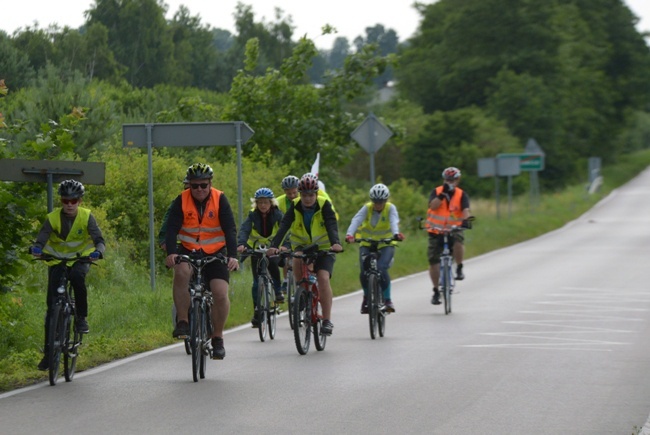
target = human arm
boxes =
[388,204,404,240]
[270,204,295,249]
[164,196,184,257]
[322,200,342,252]
[87,214,106,256]
[345,205,368,242]
[237,211,254,248]
[218,194,238,259]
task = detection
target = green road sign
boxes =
[497,153,544,171]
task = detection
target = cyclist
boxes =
[164,163,239,360]
[303,172,339,220]
[275,175,300,293]
[237,187,287,328]
[427,167,470,305]
[267,173,343,336]
[345,183,405,313]
[30,179,105,371]
[158,177,190,251]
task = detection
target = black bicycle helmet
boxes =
[58,179,85,198]
[281,175,299,190]
[186,163,214,180]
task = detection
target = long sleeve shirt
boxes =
[346,203,400,236]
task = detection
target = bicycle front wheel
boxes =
[442,261,452,315]
[47,304,64,386]
[313,295,327,351]
[368,273,379,340]
[293,286,311,355]
[64,316,79,382]
[199,303,208,379]
[257,277,268,342]
[267,279,277,340]
[377,279,386,338]
[287,271,296,330]
[190,300,201,382]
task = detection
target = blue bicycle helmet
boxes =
[254,187,275,199]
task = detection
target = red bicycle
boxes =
[290,244,337,355]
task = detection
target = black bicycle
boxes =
[242,246,280,342]
[351,236,400,339]
[175,253,226,382]
[281,251,297,330]
[35,254,93,386]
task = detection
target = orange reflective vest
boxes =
[427,186,465,234]
[178,188,226,254]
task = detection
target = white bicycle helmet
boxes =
[369,183,389,201]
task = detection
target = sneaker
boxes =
[360,298,368,314]
[321,319,334,336]
[431,289,441,305]
[76,317,90,334]
[173,320,189,338]
[251,311,260,328]
[281,281,288,293]
[37,356,49,371]
[385,299,396,313]
[275,293,285,304]
[455,264,465,281]
[211,337,225,360]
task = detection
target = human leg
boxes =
[69,261,91,332]
[172,262,192,337]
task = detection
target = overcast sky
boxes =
[1,0,648,50]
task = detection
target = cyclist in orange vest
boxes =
[426,167,470,305]
[164,163,239,360]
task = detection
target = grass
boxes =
[2,149,650,392]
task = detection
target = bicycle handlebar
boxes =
[33,254,95,264]
[175,253,228,268]
[351,236,401,244]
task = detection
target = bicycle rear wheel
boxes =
[199,304,208,379]
[257,277,268,342]
[313,295,327,351]
[64,316,79,382]
[368,273,379,339]
[190,300,201,382]
[267,280,277,340]
[48,304,64,386]
[287,271,296,330]
[293,286,311,355]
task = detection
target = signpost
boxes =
[122,121,254,290]
[478,156,520,218]
[0,159,106,212]
[351,113,393,184]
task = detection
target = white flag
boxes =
[309,153,326,192]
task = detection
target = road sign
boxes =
[0,159,105,184]
[351,114,392,154]
[497,153,545,171]
[478,156,521,178]
[122,122,254,148]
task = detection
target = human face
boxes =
[299,191,317,207]
[61,197,81,217]
[284,187,298,201]
[190,180,211,201]
[256,198,271,214]
[372,199,386,212]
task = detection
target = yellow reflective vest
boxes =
[289,197,331,250]
[43,207,95,264]
[358,202,397,247]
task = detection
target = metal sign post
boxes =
[123,121,255,290]
[351,113,393,185]
[477,156,520,219]
[0,159,106,212]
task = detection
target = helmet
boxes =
[281,175,299,190]
[298,174,319,192]
[254,187,275,199]
[369,183,389,201]
[303,172,318,181]
[58,179,85,198]
[186,163,213,180]
[442,167,461,181]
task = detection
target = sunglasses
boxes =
[61,198,79,205]
[190,183,209,189]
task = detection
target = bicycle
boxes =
[420,217,474,315]
[175,253,227,382]
[290,244,339,355]
[35,254,94,386]
[351,236,400,339]
[241,245,280,342]
[280,251,296,330]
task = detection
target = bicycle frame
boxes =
[242,245,279,342]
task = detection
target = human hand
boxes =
[165,254,178,268]
[227,257,239,271]
[237,245,246,253]
[89,251,101,260]
[345,234,355,244]
[30,246,42,256]
[442,183,451,194]
[331,243,343,252]
[395,233,405,241]
[267,247,279,256]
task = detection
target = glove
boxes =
[31,246,42,255]
[395,233,405,241]
[442,183,451,194]
[345,234,355,244]
[89,251,101,260]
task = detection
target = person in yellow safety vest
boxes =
[164,163,239,360]
[237,187,287,328]
[30,179,105,371]
[426,167,471,305]
[267,173,343,336]
[302,172,339,220]
[275,175,300,292]
[345,183,405,314]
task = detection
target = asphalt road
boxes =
[3,169,650,434]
